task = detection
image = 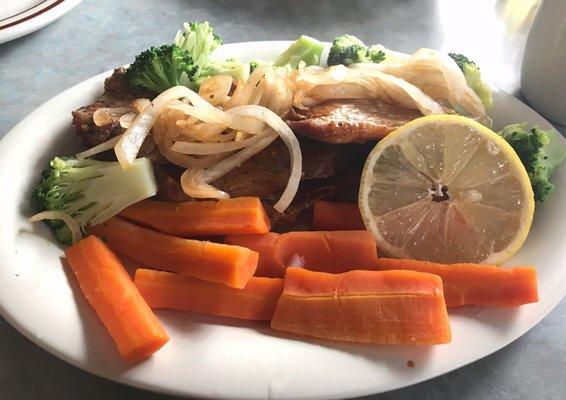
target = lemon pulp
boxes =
[359,115,534,264]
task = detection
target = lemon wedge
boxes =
[358,115,534,264]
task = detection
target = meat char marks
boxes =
[287,99,422,143]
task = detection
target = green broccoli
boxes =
[174,21,223,68]
[126,44,197,94]
[249,59,264,73]
[272,35,324,68]
[448,53,493,109]
[499,123,566,202]
[173,21,253,87]
[34,157,157,245]
[327,34,385,66]
[195,58,251,86]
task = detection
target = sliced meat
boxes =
[212,137,369,227]
[72,99,129,149]
[263,175,359,228]
[71,70,373,227]
[287,99,422,144]
[153,164,191,203]
[153,137,369,226]
[72,68,152,153]
[72,68,163,162]
[212,137,366,198]
[103,67,140,100]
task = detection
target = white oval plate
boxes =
[0,42,565,400]
[0,0,82,45]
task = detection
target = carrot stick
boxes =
[135,269,284,320]
[90,217,258,289]
[312,200,365,231]
[119,197,270,237]
[224,232,282,277]
[225,230,378,277]
[64,236,169,361]
[374,258,539,307]
[271,268,451,345]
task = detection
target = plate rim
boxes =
[0,41,565,400]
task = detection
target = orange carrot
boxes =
[312,200,365,231]
[271,268,451,345]
[119,197,270,237]
[90,217,258,289]
[135,269,284,320]
[225,230,378,277]
[64,236,169,361]
[225,232,282,277]
[375,258,539,307]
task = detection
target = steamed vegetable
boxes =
[327,34,385,66]
[375,258,538,307]
[135,269,284,321]
[33,157,157,245]
[271,268,452,345]
[195,58,251,86]
[225,230,378,277]
[499,123,566,202]
[125,44,197,94]
[119,197,271,237]
[272,35,324,68]
[174,21,251,85]
[448,52,493,109]
[65,236,169,361]
[90,217,259,288]
[174,21,222,68]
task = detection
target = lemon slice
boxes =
[358,115,534,264]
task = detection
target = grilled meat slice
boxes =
[154,137,369,226]
[263,174,360,228]
[212,137,368,227]
[212,137,366,198]
[287,99,422,143]
[71,69,373,227]
[72,68,161,161]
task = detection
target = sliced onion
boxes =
[291,64,445,115]
[221,105,302,212]
[119,113,137,129]
[93,107,134,127]
[131,98,151,113]
[202,131,278,183]
[28,211,82,245]
[77,134,122,159]
[114,86,214,169]
[172,133,266,155]
[114,102,158,169]
[168,102,232,126]
[198,75,233,106]
[181,168,229,199]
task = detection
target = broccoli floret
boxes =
[126,44,197,94]
[175,21,222,68]
[327,34,385,66]
[249,59,265,73]
[34,157,157,245]
[174,21,250,88]
[448,52,493,109]
[499,123,566,202]
[272,35,324,68]
[195,58,251,85]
